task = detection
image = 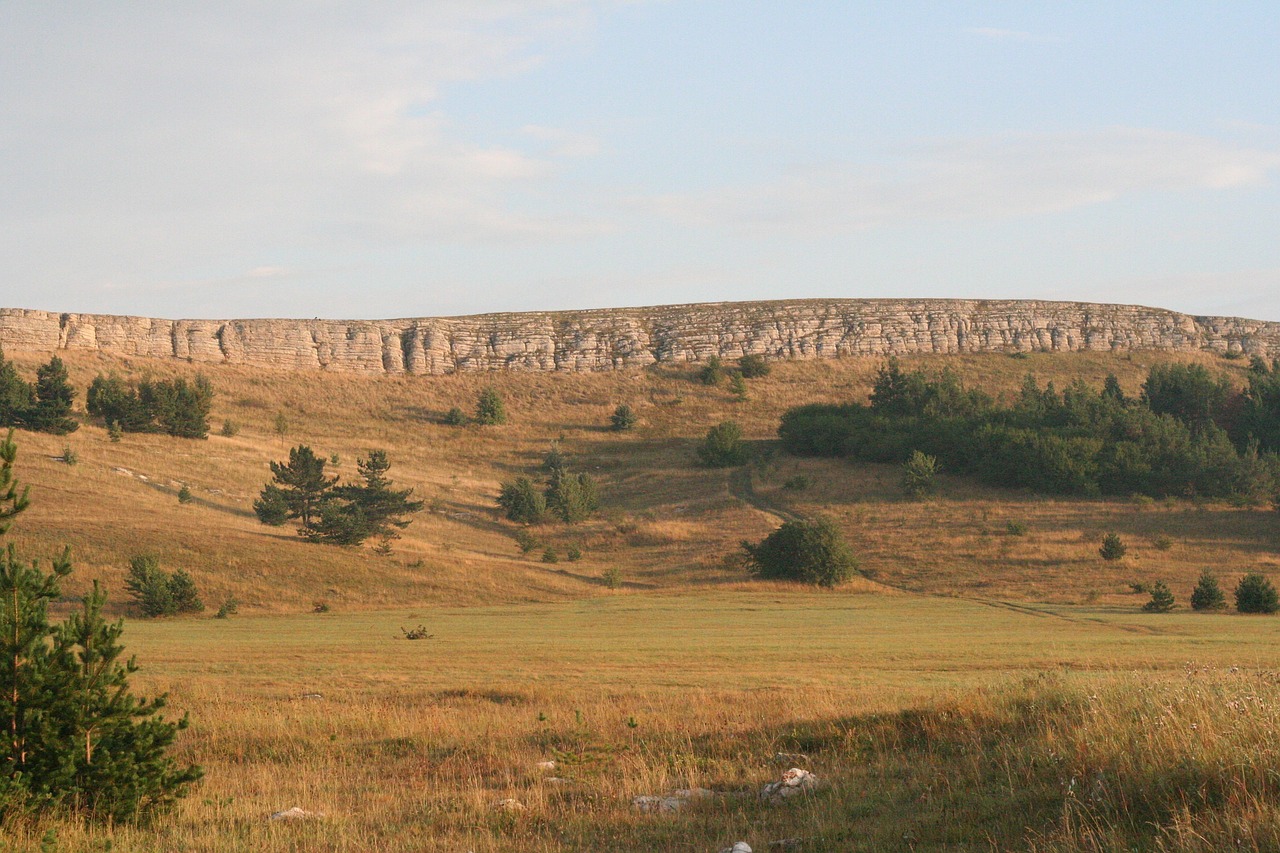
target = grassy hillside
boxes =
[5,347,1275,613]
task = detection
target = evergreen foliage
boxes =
[738,354,771,378]
[1141,581,1176,613]
[0,351,79,435]
[699,355,726,386]
[1190,570,1227,611]
[87,374,213,438]
[498,477,548,524]
[475,387,506,425]
[778,360,1278,501]
[254,445,336,530]
[697,420,749,468]
[728,372,748,401]
[545,469,599,524]
[742,517,859,587]
[443,407,467,426]
[0,433,200,819]
[610,404,637,431]
[305,450,424,547]
[1099,533,1127,561]
[901,450,939,498]
[124,556,203,617]
[1235,573,1280,614]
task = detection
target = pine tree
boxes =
[1099,532,1127,561]
[29,357,78,435]
[610,404,637,431]
[475,387,506,425]
[1235,573,1280,614]
[308,451,423,546]
[1190,570,1227,611]
[1141,580,1176,613]
[0,432,199,819]
[254,445,337,531]
[0,349,34,429]
[545,469,599,524]
[498,477,547,524]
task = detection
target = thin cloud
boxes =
[651,128,1280,235]
[965,27,1064,44]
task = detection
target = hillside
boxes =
[1,344,1275,615]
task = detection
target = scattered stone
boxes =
[536,760,557,771]
[761,768,818,803]
[544,776,571,785]
[632,787,715,813]
[269,806,321,821]
[719,844,752,853]
[113,467,133,477]
[771,752,808,766]
[493,798,526,812]
[299,692,323,700]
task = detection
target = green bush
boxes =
[1099,532,1127,561]
[498,477,547,524]
[177,484,193,504]
[124,556,204,617]
[215,598,239,619]
[742,517,860,587]
[566,544,583,562]
[545,470,599,523]
[699,355,725,386]
[541,547,559,564]
[60,446,77,466]
[475,387,506,425]
[738,354,771,378]
[443,407,467,426]
[1141,581,1176,613]
[1190,570,1227,611]
[219,419,239,438]
[1235,573,1279,614]
[1005,521,1028,536]
[901,450,938,499]
[602,566,622,589]
[515,529,541,554]
[697,420,749,468]
[728,373,748,401]
[107,421,124,442]
[610,405,637,431]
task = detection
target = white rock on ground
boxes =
[493,798,526,812]
[269,806,321,821]
[632,787,715,813]
[718,843,752,853]
[761,768,818,802]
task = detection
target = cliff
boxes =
[1,299,1276,375]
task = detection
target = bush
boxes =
[742,517,860,587]
[443,407,467,426]
[699,355,725,386]
[1099,532,1126,561]
[1141,581,1176,613]
[177,484,193,504]
[1235,573,1279,614]
[738,354,771,378]
[728,372,748,401]
[219,419,239,438]
[602,566,622,589]
[1190,570,1227,611]
[498,477,547,524]
[697,420,749,468]
[783,475,811,491]
[1005,521,1028,536]
[566,544,583,562]
[901,450,938,499]
[107,421,123,442]
[214,598,239,619]
[610,405,637,431]
[61,446,77,466]
[125,556,204,617]
[545,470,599,523]
[515,529,541,554]
[475,387,506,425]
[541,547,559,564]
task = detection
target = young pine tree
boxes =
[1190,570,1227,611]
[0,431,200,819]
[1141,580,1176,613]
[254,445,337,532]
[475,387,506,425]
[29,356,78,435]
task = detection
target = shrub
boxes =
[443,407,467,426]
[738,354,771,378]
[545,470,599,523]
[1235,573,1279,614]
[1099,532,1126,561]
[61,446,77,466]
[214,598,239,619]
[901,450,938,499]
[697,420,749,468]
[602,566,622,589]
[125,556,204,617]
[566,544,583,562]
[1005,521,1027,536]
[610,405,637,431]
[177,484,193,504]
[728,373,748,401]
[783,475,811,491]
[1141,581,1176,613]
[1190,570,1227,611]
[515,529,541,554]
[742,517,859,587]
[219,419,239,438]
[541,547,559,564]
[313,601,330,613]
[498,477,547,524]
[699,355,725,386]
[475,387,506,425]
[107,421,124,442]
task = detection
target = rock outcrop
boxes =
[2,299,1276,375]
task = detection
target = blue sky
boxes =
[1,2,1277,320]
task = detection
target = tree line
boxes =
[779,357,1280,500]
[0,348,215,439]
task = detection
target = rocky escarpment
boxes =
[1,299,1277,375]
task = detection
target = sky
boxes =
[1,2,1278,321]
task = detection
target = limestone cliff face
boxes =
[1,300,1276,375]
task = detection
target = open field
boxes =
[8,591,1280,851]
